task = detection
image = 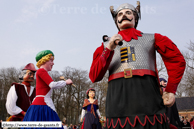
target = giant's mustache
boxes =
[29,77,34,80]
[118,17,133,24]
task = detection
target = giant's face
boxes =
[88,90,95,99]
[23,70,35,82]
[43,56,54,71]
[116,9,135,30]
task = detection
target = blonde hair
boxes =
[36,54,54,68]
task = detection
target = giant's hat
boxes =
[110,1,141,29]
[35,50,54,62]
[22,63,37,72]
[86,88,95,95]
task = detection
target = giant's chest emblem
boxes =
[120,47,136,63]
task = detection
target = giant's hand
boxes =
[65,79,73,85]
[60,76,76,87]
[162,91,175,107]
[107,34,123,50]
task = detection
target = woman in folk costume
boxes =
[80,88,102,129]
[22,50,73,128]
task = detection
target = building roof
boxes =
[176,96,194,111]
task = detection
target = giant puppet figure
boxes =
[89,2,186,129]
[22,50,73,129]
[6,63,37,121]
[80,88,102,129]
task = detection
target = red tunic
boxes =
[32,68,53,105]
[89,28,186,94]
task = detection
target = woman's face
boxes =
[42,56,54,71]
[88,90,95,99]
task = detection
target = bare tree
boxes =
[156,54,167,78]
[184,41,194,69]
[90,73,108,117]
[48,67,91,124]
[177,41,194,97]
[0,67,21,120]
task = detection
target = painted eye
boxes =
[28,72,34,76]
[118,13,123,17]
[126,11,132,15]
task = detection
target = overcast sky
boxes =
[0,0,193,73]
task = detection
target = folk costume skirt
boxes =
[82,112,102,129]
[22,105,63,129]
[104,75,169,129]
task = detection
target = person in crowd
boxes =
[62,121,67,129]
[160,78,182,129]
[65,124,68,129]
[69,124,73,129]
[180,116,185,127]
[0,119,2,129]
[76,124,80,129]
[190,117,194,129]
[182,118,190,127]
